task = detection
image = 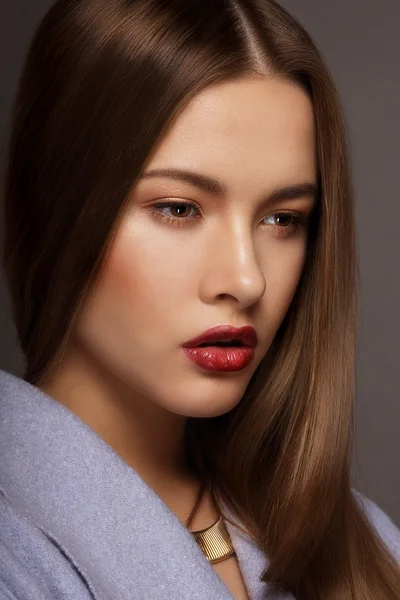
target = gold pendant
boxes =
[191,516,236,564]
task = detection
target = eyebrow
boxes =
[140,168,318,203]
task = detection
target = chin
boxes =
[167,391,243,420]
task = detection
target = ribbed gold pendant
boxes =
[191,516,236,564]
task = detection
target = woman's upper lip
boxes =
[182,324,258,348]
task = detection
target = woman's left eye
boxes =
[149,200,310,237]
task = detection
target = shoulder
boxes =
[0,491,93,600]
[352,488,400,562]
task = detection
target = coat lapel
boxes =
[0,369,283,599]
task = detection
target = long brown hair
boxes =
[2,0,399,597]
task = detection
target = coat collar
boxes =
[0,368,283,600]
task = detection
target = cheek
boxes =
[105,245,158,314]
[74,230,179,368]
[260,242,306,326]
[99,224,196,324]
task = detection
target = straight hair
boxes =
[2,0,400,597]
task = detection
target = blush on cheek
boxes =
[103,235,144,293]
[103,240,167,326]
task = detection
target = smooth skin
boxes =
[39,74,318,598]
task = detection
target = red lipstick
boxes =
[182,324,257,372]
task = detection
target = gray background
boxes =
[1,1,399,526]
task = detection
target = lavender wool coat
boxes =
[0,368,399,600]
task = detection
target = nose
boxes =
[200,222,266,310]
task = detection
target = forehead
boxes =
[145,75,317,188]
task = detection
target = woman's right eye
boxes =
[149,201,202,228]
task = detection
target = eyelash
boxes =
[149,200,311,238]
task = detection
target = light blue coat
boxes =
[0,368,399,599]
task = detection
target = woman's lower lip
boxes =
[182,346,254,372]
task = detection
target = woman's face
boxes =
[73,74,317,419]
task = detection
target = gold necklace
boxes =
[185,478,235,563]
[191,515,236,564]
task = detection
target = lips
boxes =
[182,324,258,348]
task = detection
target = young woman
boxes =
[1,0,399,598]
